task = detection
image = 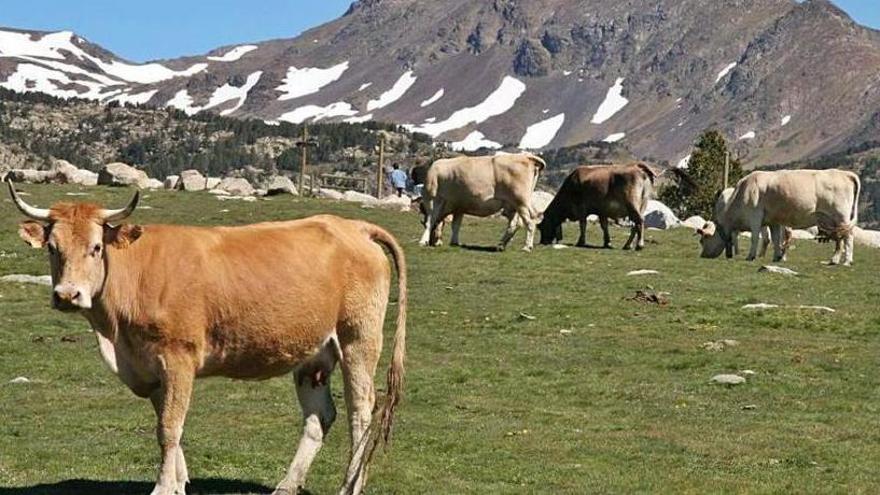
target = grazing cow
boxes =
[714,187,793,259]
[698,169,860,265]
[537,163,655,250]
[419,152,546,251]
[7,182,407,495]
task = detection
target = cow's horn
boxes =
[100,191,139,223]
[6,180,51,221]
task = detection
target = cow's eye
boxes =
[91,244,102,257]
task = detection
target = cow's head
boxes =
[537,214,563,245]
[8,181,142,311]
[696,221,726,258]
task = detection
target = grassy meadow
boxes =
[1,184,879,494]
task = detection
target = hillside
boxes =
[2,0,880,167]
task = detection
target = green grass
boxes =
[1,184,879,494]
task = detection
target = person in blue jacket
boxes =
[388,163,408,197]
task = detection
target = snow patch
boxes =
[739,131,756,140]
[420,88,444,108]
[166,90,199,115]
[677,154,692,169]
[358,82,372,91]
[603,132,626,143]
[0,63,110,100]
[208,71,263,116]
[278,102,358,124]
[715,62,737,83]
[207,45,258,62]
[276,61,349,101]
[450,131,502,152]
[110,89,158,106]
[563,70,572,76]
[519,113,565,150]
[344,114,374,124]
[781,115,791,126]
[591,77,628,124]
[410,76,526,137]
[423,117,436,123]
[367,71,417,111]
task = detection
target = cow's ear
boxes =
[18,221,46,249]
[104,224,143,248]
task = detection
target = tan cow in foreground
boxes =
[537,163,655,249]
[714,187,793,259]
[419,152,546,251]
[7,182,407,495]
[698,169,860,265]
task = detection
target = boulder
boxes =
[531,190,555,214]
[316,188,344,200]
[711,374,746,385]
[164,175,180,190]
[218,177,255,196]
[1,274,52,286]
[50,159,97,186]
[205,177,222,190]
[343,190,378,204]
[853,227,880,248]
[644,200,679,229]
[263,176,298,196]
[144,178,164,190]
[790,229,816,240]
[4,169,55,184]
[377,194,412,212]
[681,215,706,230]
[177,169,206,192]
[98,162,150,188]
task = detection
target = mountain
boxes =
[1,0,879,167]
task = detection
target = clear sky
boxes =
[1,0,877,62]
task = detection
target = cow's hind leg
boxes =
[517,205,537,252]
[830,238,844,265]
[598,216,612,248]
[450,213,464,247]
[844,232,854,266]
[150,355,195,495]
[497,210,520,251]
[576,218,588,247]
[273,339,339,495]
[769,225,786,262]
[337,295,386,495]
[623,211,644,251]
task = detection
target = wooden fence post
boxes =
[377,134,386,198]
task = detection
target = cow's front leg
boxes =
[450,213,464,247]
[844,232,854,266]
[426,200,446,247]
[746,228,761,261]
[830,238,844,265]
[150,356,194,495]
[497,211,519,251]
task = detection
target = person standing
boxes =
[389,163,408,197]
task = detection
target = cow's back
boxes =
[425,155,536,216]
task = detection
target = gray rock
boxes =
[681,215,706,230]
[5,169,55,184]
[627,269,659,276]
[377,194,412,212]
[263,176,298,196]
[711,374,746,385]
[1,274,52,286]
[218,177,255,196]
[164,175,180,190]
[98,162,150,188]
[316,188,344,200]
[343,190,378,204]
[9,376,31,384]
[205,177,222,190]
[144,178,163,190]
[177,169,206,192]
[531,190,555,214]
[644,200,680,229]
[50,160,98,186]
[790,229,816,240]
[759,265,799,276]
[853,227,880,248]
[742,303,780,310]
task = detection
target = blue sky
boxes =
[1,0,877,62]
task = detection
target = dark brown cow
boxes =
[538,163,656,249]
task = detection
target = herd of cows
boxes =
[2,151,862,494]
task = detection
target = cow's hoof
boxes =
[622,245,632,251]
[635,245,644,251]
[496,245,506,252]
[603,244,613,250]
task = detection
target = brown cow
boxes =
[538,163,655,249]
[7,181,407,495]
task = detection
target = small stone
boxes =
[559,329,572,335]
[627,270,659,276]
[741,370,756,375]
[742,404,757,410]
[9,376,30,384]
[551,244,568,250]
[1,274,52,286]
[711,374,746,385]
[742,303,780,310]
[518,312,537,321]
[797,305,835,313]
[759,265,799,276]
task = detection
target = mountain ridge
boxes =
[1,0,879,166]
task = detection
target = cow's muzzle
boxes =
[52,284,92,311]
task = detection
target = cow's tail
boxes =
[526,153,546,191]
[364,224,408,449]
[849,172,861,226]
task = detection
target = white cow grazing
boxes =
[714,187,792,259]
[419,152,546,251]
[698,169,860,265]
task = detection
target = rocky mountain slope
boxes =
[2,0,879,167]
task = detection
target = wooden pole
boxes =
[723,151,730,190]
[299,126,309,195]
[377,135,385,199]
